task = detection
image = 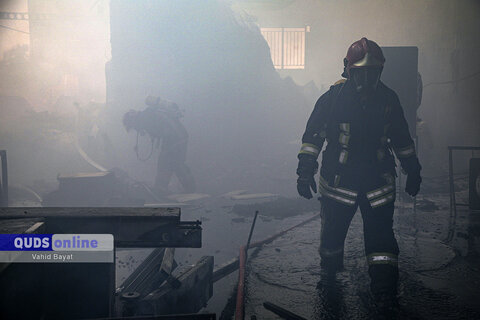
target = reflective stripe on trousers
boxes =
[367,252,398,266]
[318,176,357,206]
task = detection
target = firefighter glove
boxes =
[296,155,318,199]
[297,176,317,199]
[405,173,421,197]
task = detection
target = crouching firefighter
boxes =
[123,96,196,195]
[296,38,421,308]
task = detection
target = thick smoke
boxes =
[105,0,312,194]
[0,0,479,200]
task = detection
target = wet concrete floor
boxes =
[244,193,480,319]
[116,189,480,319]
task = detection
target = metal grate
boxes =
[261,27,306,70]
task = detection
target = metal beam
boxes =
[0,207,180,218]
[0,208,202,248]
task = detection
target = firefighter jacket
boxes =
[137,105,189,162]
[298,79,420,208]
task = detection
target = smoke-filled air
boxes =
[0,1,479,319]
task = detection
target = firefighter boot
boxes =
[369,264,399,319]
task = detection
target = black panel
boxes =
[0,150,7,206]
[0,263,114,319]
[470,158,480,210]
[381,46,419,138]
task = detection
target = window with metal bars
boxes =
[260,27,308,70]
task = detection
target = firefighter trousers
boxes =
[154,151,196,194]
[319,194,399,296]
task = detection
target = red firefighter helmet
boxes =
[345,37,385,77]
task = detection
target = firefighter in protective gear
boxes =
[123,96,196,195]
[296,38,422,305]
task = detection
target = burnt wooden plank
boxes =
[212,257,239,283]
